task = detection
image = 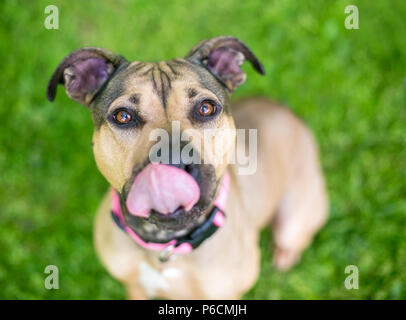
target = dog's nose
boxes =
[167,149,186,170]
[154,143,188,170]
[170,161,186,170]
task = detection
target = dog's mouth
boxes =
[126,163,201,218]
[121,162,217,235]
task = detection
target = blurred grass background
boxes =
[0,0,405,299]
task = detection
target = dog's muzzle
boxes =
[111,172,230,262]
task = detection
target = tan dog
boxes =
[47,36,328,299]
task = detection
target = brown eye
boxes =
[198,101,216,117]
[114,109,133,124]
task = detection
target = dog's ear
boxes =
[46,47,126,106]
[185,36,265,92]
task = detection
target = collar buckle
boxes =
[159,244,176,263]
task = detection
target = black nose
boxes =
[169,159,186,170]
[154,143,187,170]
[149,144,200,185]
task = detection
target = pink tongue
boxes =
[126,163,200,218]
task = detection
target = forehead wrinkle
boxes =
[130,62,177,110]
[123,83,167,122]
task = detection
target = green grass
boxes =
[1,0,405,299]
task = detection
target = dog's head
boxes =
[47,36,264,239]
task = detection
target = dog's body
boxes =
[94,98,327,299]
[47,37,327,299]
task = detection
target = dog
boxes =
[46,36,328,299]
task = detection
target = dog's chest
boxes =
[138,261,182,298]
[136,240,259,299]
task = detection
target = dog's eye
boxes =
[190,100,222,123]
[113,109,133,124]
[197,101,216,117]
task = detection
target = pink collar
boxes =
[111,172,230,261]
